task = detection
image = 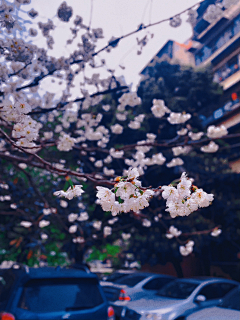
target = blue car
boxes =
[0,264,115,320]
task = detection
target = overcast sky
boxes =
[19,0,201,89]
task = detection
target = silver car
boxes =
[101,272,175,319]
[120,277,239,320]
[186,285,240,320]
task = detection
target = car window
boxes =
[143,277,174,290]
[157,280,199,299]
[18,278,104,313]
[198,283,237,300]
[114,275,147,287]
[104,272,132,283]
[0,272,15,304]
[219,287,240,311]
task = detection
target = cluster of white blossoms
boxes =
[118,92,141,108]
[206,125,228,139]
[57,132,77,151]
[151,99,170,118]
[1,100,31,122]
[52,173,213,220]
[1,100,42,151]
[166,157,184,168]
[124,133,165,175]
[125,150,166,175]
[162,172,214,218]
[75,113,110,148]
[96,168,154,216]
[167,112,191,125]
[110,123,123,134]
[166,225,182,239]
[200,141,219,153]
[128,114,145,130]
[188,131,204,141]
[53,185,84,200]
[179,240,194,256]
[172,146,191,156]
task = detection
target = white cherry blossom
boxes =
[200,141,219,153]
[188,131,204,140]
[177,128,188,136]
[151,99,170,118]
[166,157,184,168]
[211,228,222,237]
[104,226,112,236]
[207,125,228,139]
[20,221,32,228]
[179,240,194,256]
[69,225,77,233]
[111,123,123,134]
[166,226,182,239]
[167,112,191,124]
[54,185,84,200]
[39,220,50,228]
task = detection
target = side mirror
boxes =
[195,295,206,303]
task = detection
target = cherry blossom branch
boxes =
[6,0,203,94]
[181,225,221,237]
[8,62,32,77]
[92,0,203,57]
[29,84,129,115]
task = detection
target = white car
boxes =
[186,285,240,320]
[120,277,239,320]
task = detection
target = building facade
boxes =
[189,0,240,172]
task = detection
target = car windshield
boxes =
[218,287,240,311]
[156,280,199,299]
[18,278,104,313]
[114,275,147,287]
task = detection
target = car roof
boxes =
[173,277,239,284]
[118,272,175,278]
[2,265,98,281]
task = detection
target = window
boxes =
[0,272,15,304]
[219,287,240,311]
[198,283,237,300]
[143,277,173,290]
[157,280,199,299]
[18,278,104,313]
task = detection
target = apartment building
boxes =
[189,0,240,172]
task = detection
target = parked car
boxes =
[101,272,175,319]
[0,263,115,320]
[120,277,239,320]
[186,285,240,320]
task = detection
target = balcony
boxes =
[195,13,240,66]
[213,53,240,90]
